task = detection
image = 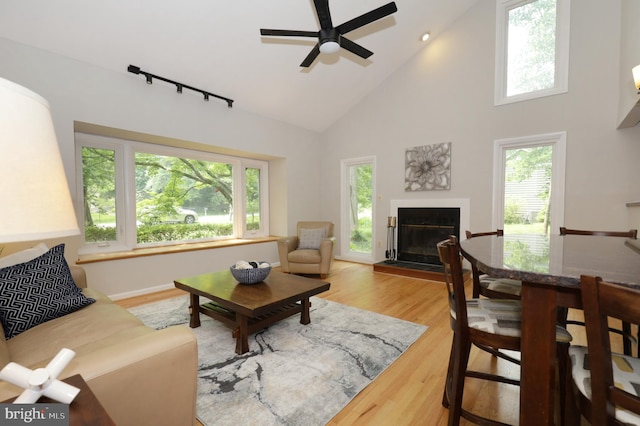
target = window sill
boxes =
[76,236,279,264]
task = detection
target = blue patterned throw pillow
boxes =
[0,244,95,339]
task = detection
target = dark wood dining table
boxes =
[459,233,640,426]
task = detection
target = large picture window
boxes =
[495,0,570,105]
[76,132,269,253]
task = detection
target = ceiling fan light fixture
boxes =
[259,1,397,67]
[320,41,340,54]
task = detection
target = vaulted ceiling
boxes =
[0,0,479,132]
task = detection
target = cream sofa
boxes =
[0,265,198,426]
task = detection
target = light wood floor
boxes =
[116,260,596,425]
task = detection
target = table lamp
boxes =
[0,76,80,403]
[0,76,79,244]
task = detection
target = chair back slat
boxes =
[560,227,637,239]
[465,229,503,239]
[580,274,640,425]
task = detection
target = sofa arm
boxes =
[277,236,298,272]
[67,327,197,426]
[69,265,87,289]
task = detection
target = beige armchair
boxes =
[277,221,335,279]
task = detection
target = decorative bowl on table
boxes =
[229,261,271,284]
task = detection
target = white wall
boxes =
[618,0,640,126]
[3,0,640,294]
[321,0,640,261]
[0,37,323,297]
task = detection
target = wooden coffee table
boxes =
[174,270,330,354]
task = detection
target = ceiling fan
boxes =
[260,0,398,68]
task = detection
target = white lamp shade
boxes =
[633,65,640,90]
[0,77,79,243]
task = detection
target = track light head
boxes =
[127,65,141,74]
[176,84,183,93]
[203,93,209,101]
[145,74,152,84]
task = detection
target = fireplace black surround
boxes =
[397,207,460,266]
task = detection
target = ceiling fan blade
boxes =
[260,29,318,38]
[300,44,321,67]
[336,2,397,35]
[313,0,333,29]
[339,37,373,59]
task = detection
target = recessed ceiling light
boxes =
[421,32,431,42]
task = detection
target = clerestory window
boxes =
[495,0,570,105]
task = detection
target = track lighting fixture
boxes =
[127,65,233,108]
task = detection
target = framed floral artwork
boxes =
[405,142,451,191]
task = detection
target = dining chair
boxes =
[566,275,640,425]
[437,236,573,426]
[559,227,639,357]
[465,230,522,300]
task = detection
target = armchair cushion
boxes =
[0,244,95,339]
[288,249,322,264]
[298,227,327,250]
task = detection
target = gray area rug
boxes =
[129,296,427,426]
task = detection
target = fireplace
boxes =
[374,199,469,280]
[397,207,460,266]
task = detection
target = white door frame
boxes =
[340,156,376,263]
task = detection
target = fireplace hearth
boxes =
[374,203,467,281]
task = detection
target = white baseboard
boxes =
[109,260,283,300]
[334,255,374,265]
[108,282,175,301]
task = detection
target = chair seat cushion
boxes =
[479,274,522,297]
[288,249,321,264]
[569,345,640,425]
[453,298,572,343]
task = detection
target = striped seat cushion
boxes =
[479,274,522,297]
[569,345,640,425]
[451,298,572,343]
